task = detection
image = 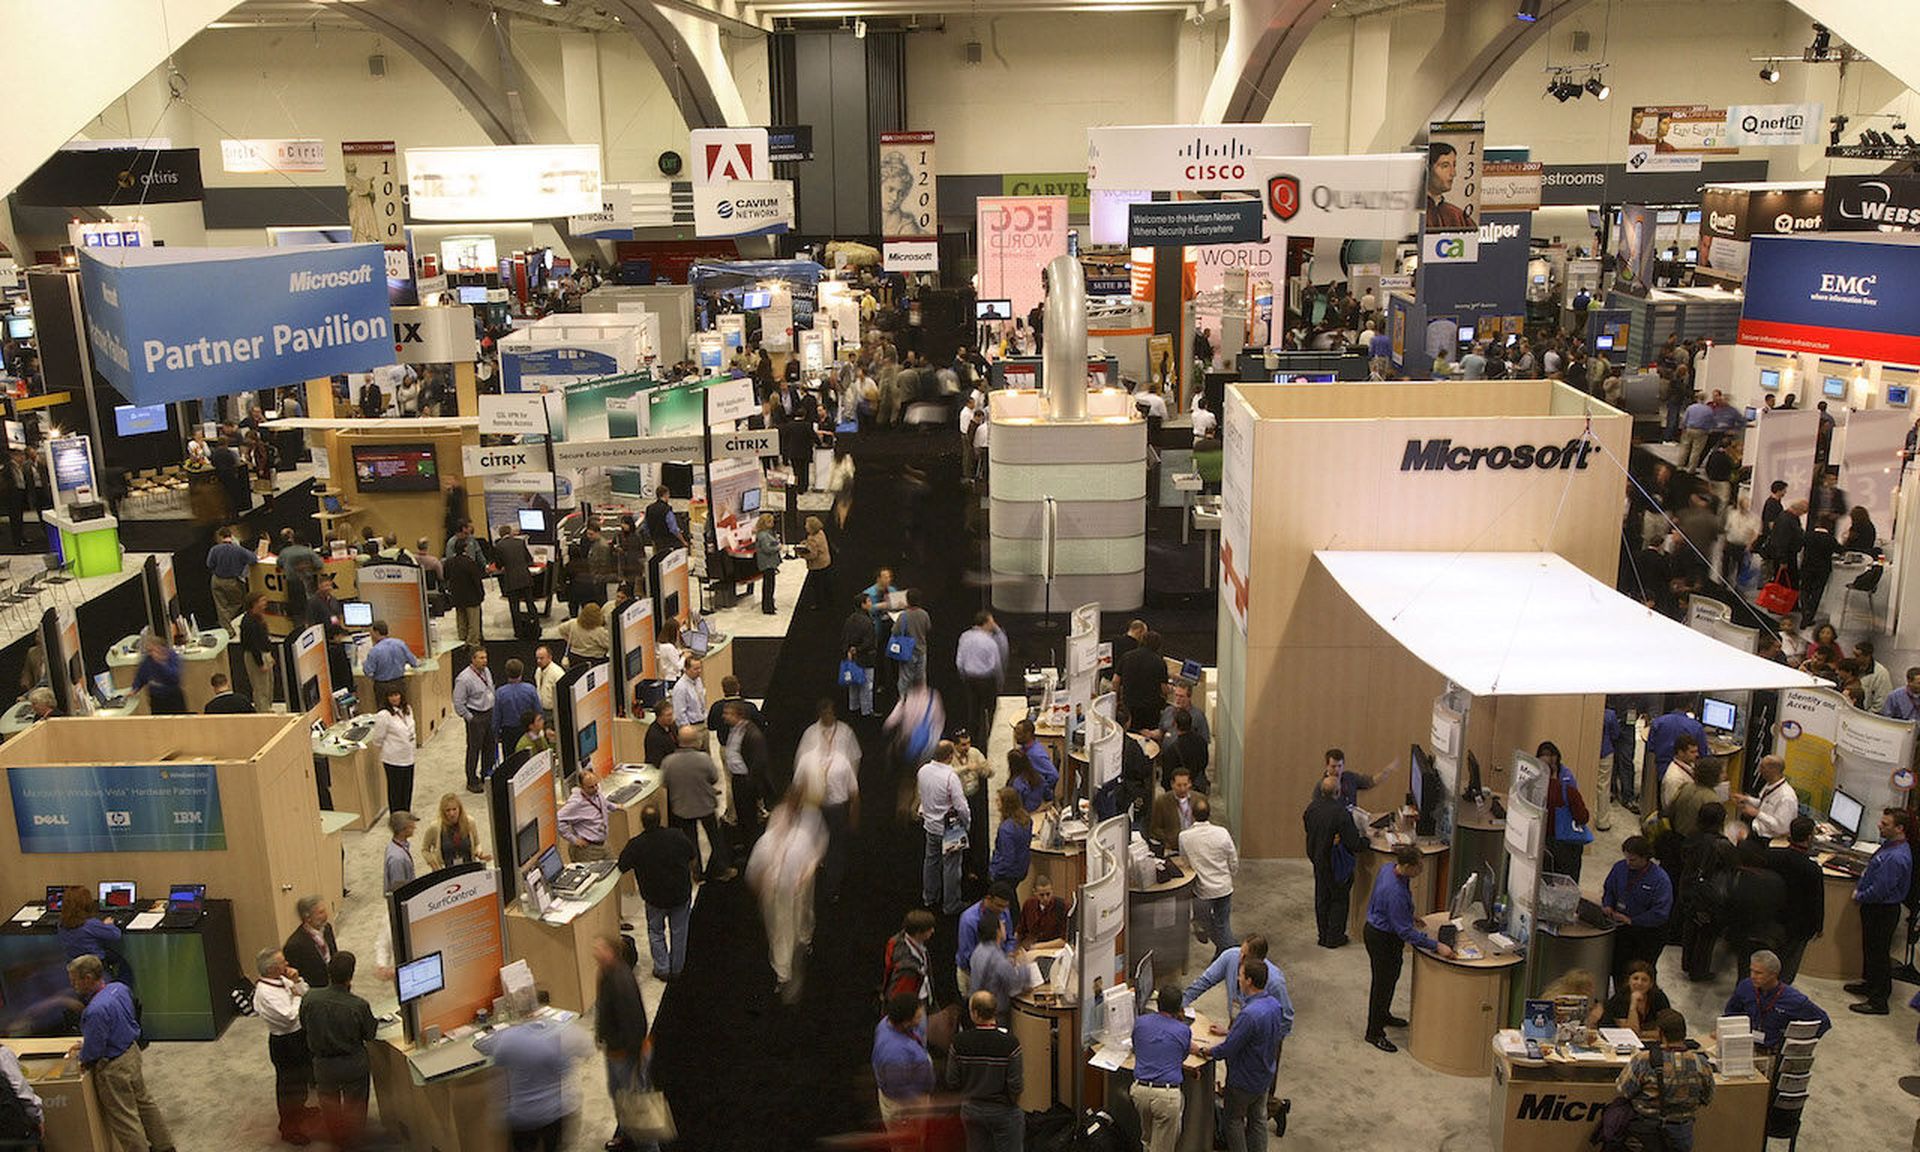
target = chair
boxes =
[39,552,76,608]
[1838,564,1885,632]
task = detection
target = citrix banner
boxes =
[10,763,226,852]
[80,245,392,406]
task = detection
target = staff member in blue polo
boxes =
[360,620,418,705]
[1194,963,1287,1152]
[1362,845,1452,1053]
[1130,986,1192,1152]
[1846,807,1913,1015]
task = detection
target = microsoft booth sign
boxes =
[80,245,393,406]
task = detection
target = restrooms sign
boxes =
[80,245,393,405]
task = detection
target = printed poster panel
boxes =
[657,548,691,628]
[878,131,936,240]
[615,597,657,716]
[1423,121,1484,249]
[359,563,429,658]
[509,751,559,865]
[1482,161,1543,212]
[567,663,615,781]
[1220,393,1256,634]
[1837,408,1907,542]
[10,764,226,852]
[977,196,1070,319]
[397,866,505,1038]
[1614,204,1658,296]
[1777,687,1842,812]
[1751,408,1820,515]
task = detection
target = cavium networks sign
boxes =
[79,244,392,407]
[1087,123,1311,193]
[692,180,794,238]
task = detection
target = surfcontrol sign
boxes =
[80,245,392,406]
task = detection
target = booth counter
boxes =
[1348,833,1448,942]
[10,1036,112,1152]
[107,629,232,712]
[0,716,341,973]
[44,509,121,579]
[1087,1010,1218,1152]
[313,715,384,831]
[368,1021,508,1152]
[0,694,144,740]
[610,637,735,763]
[1798,851,1889,981]
[1127,857,1196,982]
[352,642,458,749]
[1488,1042,1768,1151]
[600,763,667,862]
[1409,912,1523,1077]
[1010,941,1078,1113]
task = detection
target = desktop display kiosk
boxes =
[41,433,121,579]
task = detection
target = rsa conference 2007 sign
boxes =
[10,763,227,853]
[80,244,394,406]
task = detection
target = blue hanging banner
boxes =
[1126,200,1264,248]
[9,763,226,853]
[79,244,394,405]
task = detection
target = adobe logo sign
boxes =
[691,128,770,186]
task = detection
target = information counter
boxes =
[1009,941,1078,1113]
[44,509,121,579]
[1087,1010,1217,1152]
[313,714,384,830]
[352,640,459,748]
[503,867,624,1015]
[1127,857,1196,982]
[10,1036,112,1152]
[107,629,232,712]
[1348,832,1448,942]
[1488,1042,1769,1151]
[0,899,242,1041]
[1409,912,1523,1077]
[1798,850,1880,980]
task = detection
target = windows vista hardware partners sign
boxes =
[79,245,393,406]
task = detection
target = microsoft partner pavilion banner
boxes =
[79,244,394,406]
[10,763,227,852]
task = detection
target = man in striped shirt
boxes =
[947,991,1023,1151]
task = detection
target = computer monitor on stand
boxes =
[1409,744,1442,836]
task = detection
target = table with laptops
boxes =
[0,880,242,1041]
[105,625,233,712]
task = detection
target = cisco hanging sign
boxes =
[79,245,393,406]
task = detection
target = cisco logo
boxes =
[1178,137,1254,183]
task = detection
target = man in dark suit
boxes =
[282,896,339,988]
[1768,816,1827,982]
[723,701,772,847]
[1766,500,1806,587]
[204,673,254,714]
[491,524,537,636]
[442,548,487,647]
[1117,631,1169,733]
[644,698,678,767]
[1304,776,1366,948]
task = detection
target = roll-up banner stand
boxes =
[487,748,558,902]
[41,605,92,718]
[391,863,505,1042]
[613,594,657,718]
[358,561,430,658]
[557,662,615,788]
[283,623,334,724]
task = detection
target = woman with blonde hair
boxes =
[797,515,833,611]
[422,791,490,869]
[560,601,610,669]
[754,512,782,615]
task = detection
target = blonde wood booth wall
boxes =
[1227,381,1630,858]
[0,716,337,959]
[327,425,480,557]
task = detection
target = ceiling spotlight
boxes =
[1515,0,1542,21]
[540,0,565,7]
[1810,23,1831,58]
[1760,65,1780,83]
[854,17,867,37]
[1586,74,1610,100]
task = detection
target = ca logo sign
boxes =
[1432,236,1465,259]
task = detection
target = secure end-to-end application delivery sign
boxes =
[80,244,393,406]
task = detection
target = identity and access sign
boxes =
[1126,199,1263,247]
[1088,124,1311,193]
[79,244,393,406]
[1739,234,1920,363]
[10,763,226,853]
[1257,153,1425,240]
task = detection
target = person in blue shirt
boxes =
[1645,704,1706,783]
[1012,720,1058,795]
[1362,845,1452,1052]
[472,1014,593,1149]
[1723,950,1830,1050]
[1196,963,1287,1152]
[1181,934,1292,1028]
[130,635,187,715]
[205,526,258,627]
[360,620,419,702]
[955,883,1017,996]
[492,659,544,755]
[1602,836,1673,988]
[69,954,174,1152]
[989,787,1032,885]
[969,913,1025,1025]
[55,887,124,965]
[1880,668,1920,721]
[1007,748,1053,813]
[872,992,934,1132]
[1130,986,1192,1152]
[1848,808,1914,1014]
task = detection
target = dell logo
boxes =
[32,815,70,826]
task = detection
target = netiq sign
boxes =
[1400,438,1597,472]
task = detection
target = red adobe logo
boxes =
[704,143,756,182]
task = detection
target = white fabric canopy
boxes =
[1315,550,1823,696]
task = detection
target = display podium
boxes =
[44,509,121,578]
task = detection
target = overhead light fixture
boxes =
[1586,74,1610,100]
[1760,65,1780,83]
[540,0,565,6]
[1515,0,1541,21]
[1830,114,1848,146]
[1810,23,1831,58]
[854,18,867,37]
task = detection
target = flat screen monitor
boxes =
[351,443,439,492]
[5,315,32,340]
[321,494,344,515]
[740,290,772,311]
[1700,697,1736,732]
[577,722,599,761]
[1823,376,1847,399]
[98,881,136,908]
[44,886,63,911]
[1744,407,1758,421]
[1888,384,1911,407]
[740,488,761,515]
[624,646,647,681]
[687,630,709,656]
[1594,335,1615,351]
[1685,247,1699,263]
[1178,658,1203,683]
[976,299,1014,321]
[113,404,168,437]
[456,285,488,305]
[661,591,681,622]
[537,844,565,887]
[396,952,445,1004]
[300,675,322,712]
[1531,274,1548,285]
[1759,368,1781,391]
[514,818,541,867]
[341,600,373,628]
[1828,788,1865,839]
[1458,325,1477,344]
[517,507,547,533]
[92,671,116,703]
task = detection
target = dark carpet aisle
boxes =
[651,431,984,1152]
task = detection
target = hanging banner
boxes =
[1257,153,1425,240]
[882,241,939,273]
[403,145,602,220]
[390,304,478,365]
[479,393,551,437]
[221,138,327,174]
[16,148,204,206]
[1613,204,1658,296]
[359,563,429,658]
[462,443,542,477]
[1004,173,1090,216]
[79,245,392,406]
[1820,174,1920,233]
[1126,199,1263,247]
[977,196,1070,319]
[705,377,756,424]
[567,185,636,239]
[691,180,794,238]
[1422,121,1484,262]
[1088,123,1311,193]
[1422,214,1532,322]
[550,434,705,471]
[766,126,813,164]
[1482,161,1543,212]
[691,128,770,184]
[9,764,226,853]
[1723,103,1824,146]
[878,131,937,240]
[1626,105,1733,173]
[395,865,504,1038]
[342,141,404,268]
[1739,234,1920,363]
